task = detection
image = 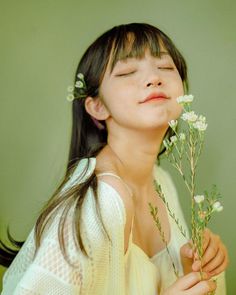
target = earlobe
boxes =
[84,96,110,120]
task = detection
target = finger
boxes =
[175,272,208,290]
[192,229,211,261]
[185,279,216,295]
[192,246,220,271]
[203,246,225,273]
[201,235,220,266]
[180,242,194,259]
[209,254,229,276]
[202,228,211,252]
[180,242,194,274]
[192,259,202,272]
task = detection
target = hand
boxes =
[180,228,229,277]
[163,272,216,295]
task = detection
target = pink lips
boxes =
[141,92,168,103]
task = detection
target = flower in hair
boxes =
[66,73,87,102]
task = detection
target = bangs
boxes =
[109,30,163,72]
[104,23,188,90]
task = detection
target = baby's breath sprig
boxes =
[150,94,222,292]
[66,73,87,102]
[149,203,179,278]
[154,181,187,239]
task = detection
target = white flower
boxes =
[179,133,186,141]
[77,73,84,79]
[163,139,173,149]
[176,94,194,104]
[212,201,223,212]
[168,120,178,129]
[181,111,198,122]
[193,121,208,131]
[163,139,169,149]
[75,81,84,88]
[194,195,205,204]
[67,85,74,92]
[66,94,75,102]
[170,135,177,143]
[198,115,206,122]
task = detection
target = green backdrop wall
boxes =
[0,0,235,293]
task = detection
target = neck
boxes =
[100,126,167,195]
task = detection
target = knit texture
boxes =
[1,158,226,295]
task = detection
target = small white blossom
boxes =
[67,85,74,92]
[194,195,205,204]
[198,115,206,122]
[75,81,84,88]
[179,133,186,141]
[163,139,169,149]
[163,139,173,149]
[77,73,84,79]
[212,201,223,212]
[168,120,178,129]
[181,111,198,122]
[170,135,178,144]
[193,121,208,131]
[176,94,194,104]
[66,94,75,102]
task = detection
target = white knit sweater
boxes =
[1,158,226,295]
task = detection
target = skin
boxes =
[85,45,228,293]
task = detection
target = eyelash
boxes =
[116,71,136,77]
[116,66,175,77]
[158,67,174,70]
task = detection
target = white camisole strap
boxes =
[97,171,135,246]
[96,171,133,197]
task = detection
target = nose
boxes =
[145,73,163,88]
[146,80,162,87]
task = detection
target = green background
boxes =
[0,0,235,293]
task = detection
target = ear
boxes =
[84,96,110,120]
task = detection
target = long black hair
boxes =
[0,23,188,266]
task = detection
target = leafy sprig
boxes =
[150,94,223,291]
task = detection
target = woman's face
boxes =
[99,45,184,131]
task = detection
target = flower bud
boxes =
[194,195,205,204]
[212,201,223,212]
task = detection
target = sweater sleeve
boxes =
[1,206,93,295]
[2,176,127,295]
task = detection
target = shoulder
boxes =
[96,174,134,253]
[97,173,134,223]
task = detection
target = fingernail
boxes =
[187,249,193,258]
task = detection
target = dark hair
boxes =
[0,22,188,266]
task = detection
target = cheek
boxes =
[171,100,183,119]
[167,72,184,94]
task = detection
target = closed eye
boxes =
[158,67,175,70]
[115,71,136,77]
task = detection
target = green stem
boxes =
[189,128,196,243]
[149,204,179,278]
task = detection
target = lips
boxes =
[141,92,169,103]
